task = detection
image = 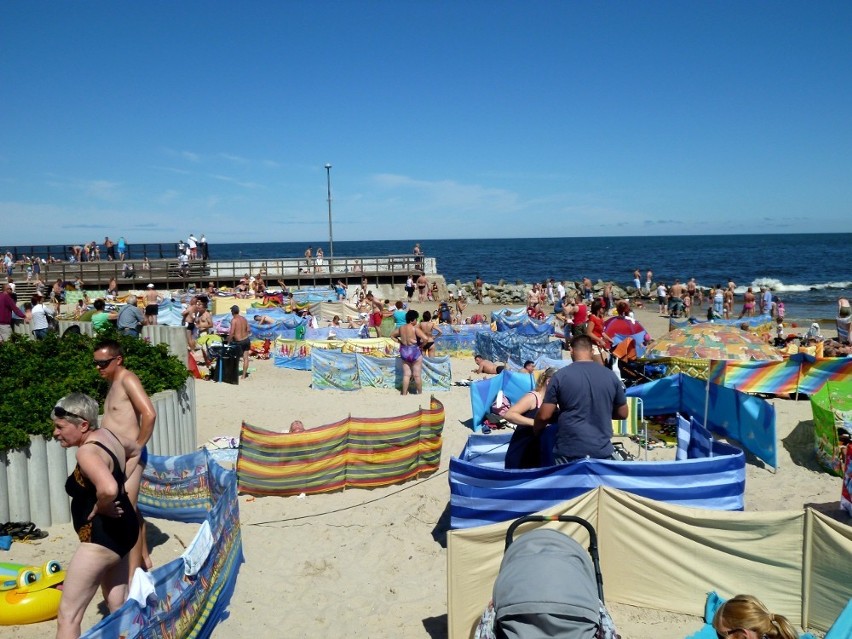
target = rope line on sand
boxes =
[246,468,450,527]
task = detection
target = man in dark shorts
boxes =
[227,305,252,379]
[143,284,161,325]
[473,355,505,375]
[534,335,628,464]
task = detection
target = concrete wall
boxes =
[0,378,197,528]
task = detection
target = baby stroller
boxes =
[475,514,619,639]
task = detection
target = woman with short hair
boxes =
[52,392,140,639]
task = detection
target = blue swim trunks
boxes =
[140,445,148,467]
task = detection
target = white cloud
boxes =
[210,174,263,189]
[370,173,524,213]
[217,152,249,165]
[157,189,180,204]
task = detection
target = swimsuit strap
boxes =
[528,391,541,409]
[85,433,128,493]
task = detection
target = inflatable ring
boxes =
[0,560,65,625]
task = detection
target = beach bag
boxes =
[491,390,511,417]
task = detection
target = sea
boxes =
[8,233,850,322]
[208,233,851,322]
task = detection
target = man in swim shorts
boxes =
[143,284,161,325]
[473,355,505,375]
[366,292,386,337]
[391,309,430,395]
[95,339,157,579]
[227,305,252,379]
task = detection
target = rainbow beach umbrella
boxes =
[644,323,783,362]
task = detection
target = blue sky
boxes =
[2,1,850,245]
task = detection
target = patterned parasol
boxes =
[644,323,783,361]
[603,315,647,338]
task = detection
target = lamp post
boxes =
[324,163,334,265]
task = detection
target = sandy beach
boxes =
[5,305,845,639]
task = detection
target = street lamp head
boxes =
[324,163,332,169]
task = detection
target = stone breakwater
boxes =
[445,279,639,306]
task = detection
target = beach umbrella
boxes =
[603,315,647,339]
[644,323,782,362]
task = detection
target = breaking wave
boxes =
[734,278,852,295]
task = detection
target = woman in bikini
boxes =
[502,367,558,469]
[52,392,141,639]
[391,309,430,396]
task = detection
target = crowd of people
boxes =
[0,239,847,637]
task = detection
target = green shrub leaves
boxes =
[0,330,190,452]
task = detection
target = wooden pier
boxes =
[8,253,438,299]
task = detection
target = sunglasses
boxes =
[93,356,118,369]
[53,405,85,421]
[716,630,755,639]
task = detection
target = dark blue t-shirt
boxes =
[543,361,626,460]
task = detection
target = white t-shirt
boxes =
[31,303,53,330]
[657,285,667,298]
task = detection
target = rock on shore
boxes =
[447,279,636,305]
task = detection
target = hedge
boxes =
[0,329,190,453]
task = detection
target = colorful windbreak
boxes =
[83,451,243,638]
[810,379,852,477]
[237,397,445,496]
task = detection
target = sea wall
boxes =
[0,378,197,528]
[446,279,633,305]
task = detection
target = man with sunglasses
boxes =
[93,339,157,579]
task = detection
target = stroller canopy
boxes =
[493,529,600,639]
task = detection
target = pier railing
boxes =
[19,254,436,289]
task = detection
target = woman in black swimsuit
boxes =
[502,367,558,469]
[52,393,141,639]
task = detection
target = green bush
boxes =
[0,329,190,452]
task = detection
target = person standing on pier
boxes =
[413,242,423,270]
[304,246,313,273]
[199,234,209,260]
[187,234,198,260]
